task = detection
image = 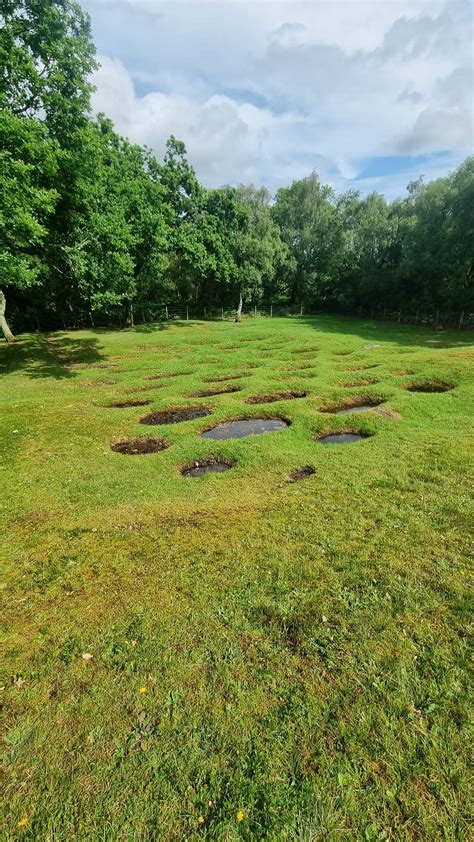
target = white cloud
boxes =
[85,0,474,197]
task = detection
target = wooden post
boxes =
[414,309,419,325]
[186,306,189,321]
[254,305,257,318]
[270,304,273,318]
[221,307,224,320]
[300,303,303,316]
[165,305,168,320]
[459,311,464,329]
[204,306,206,319]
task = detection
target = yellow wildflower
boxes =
[198,815,205,824]
[236,810,245,822]
[18,817,28,828]
[139,687,147,694]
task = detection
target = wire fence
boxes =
[143,304,473,330]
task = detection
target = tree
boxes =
[272,173,342,309]
[0,110,58,340]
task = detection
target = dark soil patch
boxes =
[341,377,378,388]
[181,456,235,477]
[111,436,169,455]
[246,390,307,404]
[202,417,290,440]
[188,385,242,397]
[204,373,249,383]
[280,363,314,371]
[316,429,372,445]
[405,380,454,393]
[143,370,193,380]
[71,363,117,370]
[80,380,118,387]
[107,398,152,408]
[319,395,383,414]
[344,364,378,371]
[288,465,315,482]
[123,384,165,394]
[140,406,212,425]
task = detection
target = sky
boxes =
[82,0,473,199]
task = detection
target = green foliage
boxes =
[0,0,472,336]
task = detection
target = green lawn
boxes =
[1,315,472,840]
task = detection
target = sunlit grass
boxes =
[1,315,472,839]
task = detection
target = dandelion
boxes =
[236,810,245,822]
[198,816,205,825]
[18,817,28,827]
[139,687,147,694]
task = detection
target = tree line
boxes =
[1,0,473,341]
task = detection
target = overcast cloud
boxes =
[83,0,473,198]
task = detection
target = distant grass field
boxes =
[1,314,473,840]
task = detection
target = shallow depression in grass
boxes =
[317,431,369,445]
[140,406,211,425]
[181,456,235,477]
[202,417,289,440]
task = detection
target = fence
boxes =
[145,304,473,330]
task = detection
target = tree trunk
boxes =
[236,292,243,321]
[0,289,15,343]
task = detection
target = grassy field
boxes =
[1,314,473,840]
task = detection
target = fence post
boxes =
[221,307,224,320]
[186,306,189,321]
[204,306,206,319]
[254,305,257,318]
[165,305,168,320]
[270,304,273,318]
[414,309,419,325]
[459,311,464,329]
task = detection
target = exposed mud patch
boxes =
[181,456,235,477]
[319,395,384,415]
[188,385,241,398]
[246,390,307,404]
[111,436,169,455]
[70,363,117,370]
[123,384,165,394]
[280,363,314,371]
[288,465,315,482]
[344,364,378,371]
[80,379,118,387]
[143,370,193,380]
[202,416,290,440]
[140,406,212,425]
[107,398,152,408]
[406,380,454,393]
[341,377,378,388]
[316,430,372,445]
[204,373,249,383]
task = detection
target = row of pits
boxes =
[107,378,454,473]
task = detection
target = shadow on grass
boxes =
[0,333,105,380]
[297,314,474,349]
